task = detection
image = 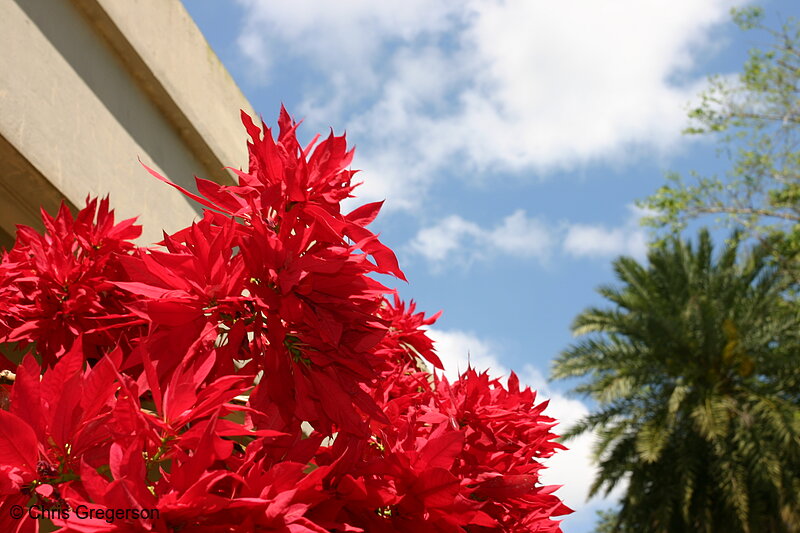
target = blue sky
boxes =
[182,2,798,531]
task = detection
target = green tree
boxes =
[592,509,622,533]
[642,7,800,272]
[552,230,800,532]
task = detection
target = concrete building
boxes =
[0,0,255,246]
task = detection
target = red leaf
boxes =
[416,430,464,470]
[411,467,461,508]
[473,474,537,499]
[346,201,384,227]
[140,160,225,214]
[0,410,38,471]
[9,356,43,439]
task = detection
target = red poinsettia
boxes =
[0,198,144,366]
[133,107,407,440]
[0,107,570,533]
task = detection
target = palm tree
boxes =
[551,230,800,533]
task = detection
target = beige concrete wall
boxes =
[0,0,255,245]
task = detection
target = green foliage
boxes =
[640,7,800,270]
[552,230,800,532]
[572,8,800,531]
[593,509,622,533]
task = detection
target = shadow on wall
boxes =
[13,0,208,205]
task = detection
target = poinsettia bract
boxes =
[0,108,570,532]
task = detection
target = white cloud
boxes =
[234,0,460,107]
[235,0,747,207]
[237,31,270,82]
[563,204,652,262]
[406,215,484,264]
[427,329,511,380]
[408,204,652,269]
[407,209,552,267]
[493,210,554,258]
[427,328,623,524]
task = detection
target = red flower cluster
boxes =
[0,108,570,532]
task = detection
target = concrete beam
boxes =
[0,0,255,244]
[0,132,76,241]
[71,0,257,184]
